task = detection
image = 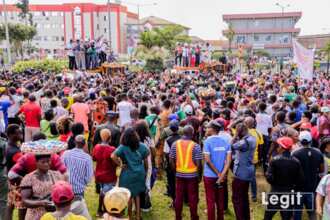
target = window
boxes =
[237,35,246,44]
[104,16,107,21]
[61,24,64,29]
[104,28,107,33]
[44,36,48,41]
[97,24,100,30]
[33,36,42,41]
[61,36,65,41]
[51,12,58,17]
[34,12,42,16]
[44,24,51,29]
[254,35,259,42]
[266,35,272,42]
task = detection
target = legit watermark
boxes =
[261,191,314,211]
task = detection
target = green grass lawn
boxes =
[85,169,282,220]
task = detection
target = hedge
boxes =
[11,59,68,73]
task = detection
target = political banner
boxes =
[292,39,314,80]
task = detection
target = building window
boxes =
[266,35,272,42]
[237,35,246,44]
[97,24,100,30]
[61,24,64,29]
[44,24,51,29]
[104,16,107,21]
[254,35,259,42]
[34,11,42,16]
[61,36,65,41]
[104,28,107,33]
[51,12,58,16]
[44,36,48,41]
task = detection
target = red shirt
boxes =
[19,101,41,128]
[92,144,117,183]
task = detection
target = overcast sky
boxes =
[5,0,330,39]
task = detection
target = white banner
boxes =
[292,39,314,80]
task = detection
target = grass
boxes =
[85,169,281,220]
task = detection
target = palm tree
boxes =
[16,0,31,25]
[322,41,330,74]
[224,23,235,53]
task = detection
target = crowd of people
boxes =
[0,63,329,220]
[65,38,114,71]
[174,43,213,67]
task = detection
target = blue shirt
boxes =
[232,135,256,181]
[203,135,231,178]
[0,100,11,128]
[62,148,94,195]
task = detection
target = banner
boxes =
[292,39,314,80]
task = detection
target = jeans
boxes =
[262,135,270,173]
[204,177,224,220]
[175,177,199,220]
[68,56,76,70]
[293,193,316,220]
[232,178,250,220]
[250,168,257,199]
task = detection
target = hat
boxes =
[299,131,312,143]
[321,106,330,113]
[300,122,312,130]
[207,120,223,132]
[104,187,131,214]
[51,181,74,205]
[277,137,294,150]
[183,105,193,115]
[168,113,178,121]
[169,120,179,131]
[63,87,71,95]
[107,111,119,117]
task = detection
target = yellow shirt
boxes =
[41,212,87,220]
[66,96,74,110]
[249,129,264,164]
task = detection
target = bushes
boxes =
[11,59,68,73]
[144,57,164,73]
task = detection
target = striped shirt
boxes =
[62,148,93,196]
[169,137,203,178]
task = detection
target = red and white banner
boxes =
[292,38,314,80]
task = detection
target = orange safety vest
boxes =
[176,140,198,174]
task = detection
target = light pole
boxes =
[2,0,11,65]
[107,0,112,51]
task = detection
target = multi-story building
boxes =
[297,34,330,50]
[0,3,138,55]
[222,12,302,57]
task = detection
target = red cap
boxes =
[277,137,294,150]
[51,181,74,205]
[63,87,71,95]
[300,122,312,130]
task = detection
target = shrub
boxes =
[144,57,164,73]
[11,59,68,73]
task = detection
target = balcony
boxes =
[223,28,300,35]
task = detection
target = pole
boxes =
[107,0,112,51]
[3,0,11,65]
[137,4,140,32]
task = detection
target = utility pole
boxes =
[3,0,12,65]
[107,0,112,51]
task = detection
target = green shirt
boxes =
[145,114,159,138]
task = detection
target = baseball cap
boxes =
[299,131,312,143]
[51,181,74,205]
[183,105,193,115]
[168,113,178,121]
[169,120,179,131]
[277,137,294,150]
[104,187,131,214]
[63,87,71,95]
[321,106,330,113]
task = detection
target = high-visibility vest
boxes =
[176,140,197,174]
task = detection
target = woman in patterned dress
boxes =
[20,154,65,220]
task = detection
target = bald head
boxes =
[244,117,255,129]
[183,125,194,138]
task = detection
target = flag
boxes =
[292,38,314,80]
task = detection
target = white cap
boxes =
[183,105,193,115]
[299,131,312,143]
[321,106,330,113]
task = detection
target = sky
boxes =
[4,0,330,40]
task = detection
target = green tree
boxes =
[254,49,271,58]
[16,0,33,25]
[224,23,235,53]
[322,41,330,74]
[0,23,37,58]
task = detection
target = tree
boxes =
[16,0,33,25]
[224,23,235,53]
[139,24,191,51]
[254,49,271,58]
[322,41,330,74]
[0,23,37,58]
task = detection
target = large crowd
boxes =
[0,64,329,220]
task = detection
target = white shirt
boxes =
[256,112,273,136]
[117,101,134,127]
[8,95,22,118]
